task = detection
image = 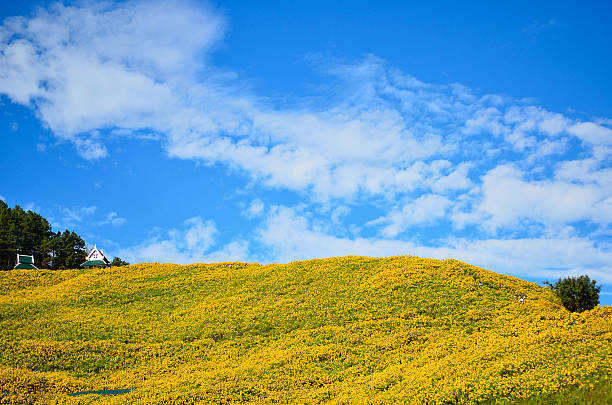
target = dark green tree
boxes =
[0,202,88,270]
[0,201,15,269]
[23,211,53,267]
[545,275,601,312]
[11,205,27,254]
[0,203,56,269]
[111,257,130,267]
[48,230,87,270]
[46,232,63,269]
[62,231,87,269]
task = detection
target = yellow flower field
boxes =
[0,256,610,403]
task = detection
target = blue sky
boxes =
[1,1,611,303]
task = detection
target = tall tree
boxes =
[0,201,15,269]
[62,231,87,269]
[0,203,87,270]
[23,211,52,268]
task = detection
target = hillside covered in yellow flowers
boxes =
[0,256,611,404]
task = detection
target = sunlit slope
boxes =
[0,256,610,404]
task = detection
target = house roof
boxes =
[17,255,34,264]
[14,254,38,270]
[14,263,38,270]
[86,245,109,261]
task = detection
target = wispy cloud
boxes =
[60,206,97,226]
[2,1,609,202]
[367,194,452,238]
[244,199,265,218]
[57,206,126,229]
[523,18,558,35]
[102,212,127,227]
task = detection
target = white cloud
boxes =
[526,138,568,163]
[257,206,414,263]
[330,205,350,224]
[428,162,473,193]
[60,205,97,225]
[245,199,265,218]
[463,107,506,137]
[437,237,612,283]
[503,106,569,135]
[58,205,126,228]
[72,137,108,160]
[538,113,569,136]
[477,164,612,230]
[368,194,452,238]
[555,157,612,189]
[23,203,41,213]
[184,217,217,252]
[104,212,127,227]
[567,122,612,146]
[201,240,250,263]
[119,216,249,264]
[0,0,224,158]
[256,205,612,283]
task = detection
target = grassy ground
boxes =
[496,379,612,404]
[0,256,610,403]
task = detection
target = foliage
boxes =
[111,257,130,267]
[545,275,601,313]
[0,201,86,270]
[46,230,87,270]
[0,256,610,404]
[0,201,52,269]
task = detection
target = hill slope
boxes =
[0,256,610,403]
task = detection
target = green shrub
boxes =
[111,257,130,267]
[546,275,600,312]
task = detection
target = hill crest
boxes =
[0,255,610,404]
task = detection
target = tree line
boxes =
[0,201,128,270]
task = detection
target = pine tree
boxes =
[0,201,14,269]
[0,203,87,270]
[63,231,86,269]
